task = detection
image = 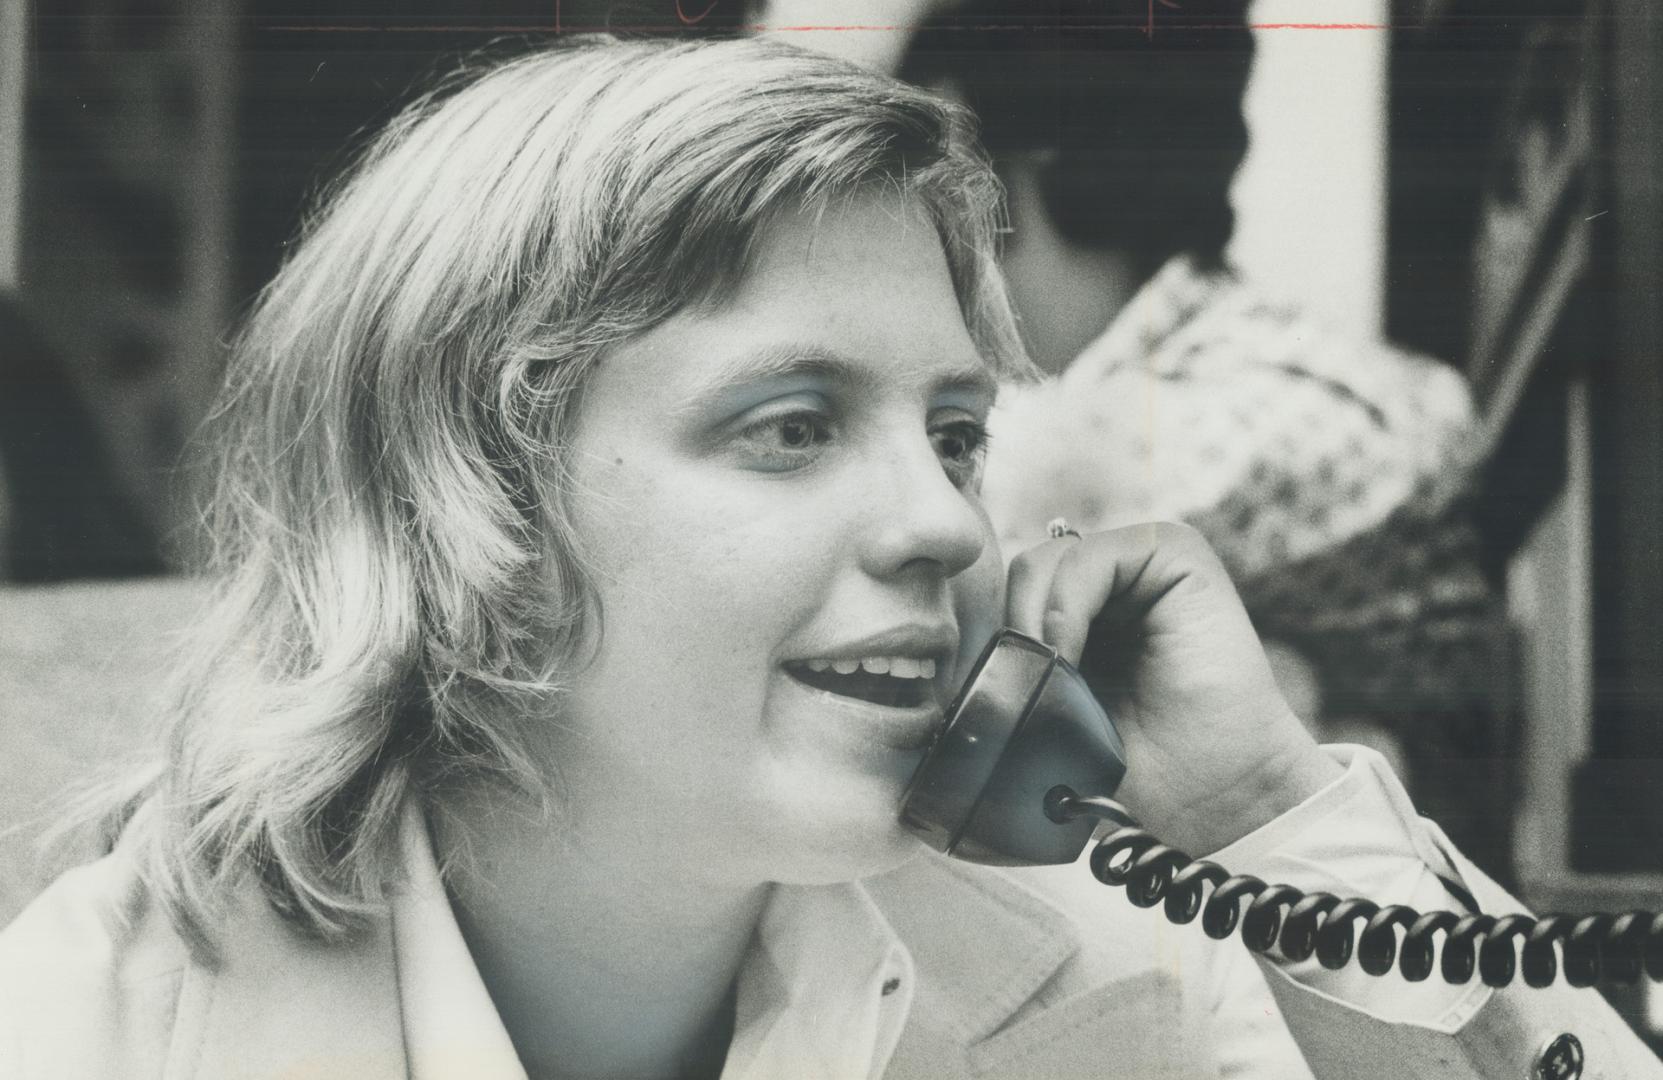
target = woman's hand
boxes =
[1006,522,1344,856]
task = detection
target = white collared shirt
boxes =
[390,805,915,1080]
[1215,745,1492,1032]
[388,745,1471,1078]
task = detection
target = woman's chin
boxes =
[770,821,928,887]
[756,768,933,885]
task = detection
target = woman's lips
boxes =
[782,659,936,709]
[779,665,945,751]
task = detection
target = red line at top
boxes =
[1147,0,1185,37]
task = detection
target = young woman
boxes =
[0,36,1652,1080]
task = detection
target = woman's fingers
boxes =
[1004,522,1343,854]
[1004,535,1076,642]
[1007,522,1222,665]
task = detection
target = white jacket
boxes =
[0,748,1655,1079]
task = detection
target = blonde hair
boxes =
[124,35,1027,951]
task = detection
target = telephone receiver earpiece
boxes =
[900,629,1127,866]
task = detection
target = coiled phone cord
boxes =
[1050,789,1663,989]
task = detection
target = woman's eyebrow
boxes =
[934,366,1000,406]
[683,343,997,412]
[698,344,855,394]
[672,344,852,419]
[681,342,871,402]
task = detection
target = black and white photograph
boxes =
[2,1,1662,1076]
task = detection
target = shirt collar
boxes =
[723,880,915,1080]
[861,854,1081,1046]
[389,802,915,1080]
[391,801,527,1080]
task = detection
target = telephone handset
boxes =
[900,629,1663,990]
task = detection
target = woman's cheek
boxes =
[952,523,1007,678]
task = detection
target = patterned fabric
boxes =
[982,256,1502,720]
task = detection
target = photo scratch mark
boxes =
[676,0,719,25]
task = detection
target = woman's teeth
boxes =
[802,656,937,679]
[786,655,940,709]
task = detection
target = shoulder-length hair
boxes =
[120,35,1027,952]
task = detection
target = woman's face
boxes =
[557,192,1005,887]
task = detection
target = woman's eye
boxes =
[776,414,821,450]
[732,408,834,470]
[931,419,991,488]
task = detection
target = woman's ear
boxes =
[994,153,1143,376]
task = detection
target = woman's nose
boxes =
[857,437,989,582]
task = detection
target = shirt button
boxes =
[881,977,902,997]
[1533,1033,1583,1080]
